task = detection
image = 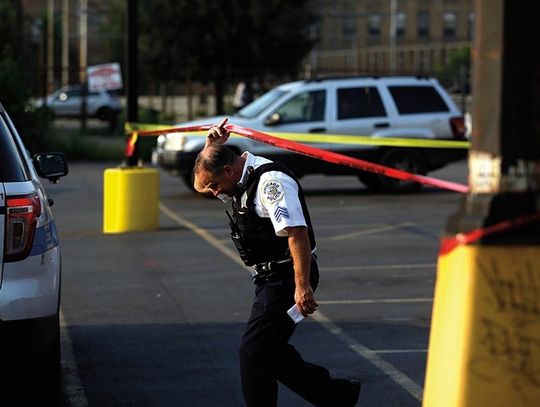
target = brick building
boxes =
[308,0,474,76]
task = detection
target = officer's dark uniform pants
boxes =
[239,260,352,407]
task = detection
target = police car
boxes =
[154,76,467,193]
[0,101,68,393]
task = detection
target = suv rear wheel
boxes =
[372,149,427,193]
[97,106,112,121]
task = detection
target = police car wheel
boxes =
[377,149,426,193]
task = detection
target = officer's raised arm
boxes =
[205,117,230,148]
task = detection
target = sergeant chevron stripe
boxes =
[274,206,289,222]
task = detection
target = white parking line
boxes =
[320,263,435,272]
[159,202,424,402]
[312,311,424,402]
[327,222,415,241]
[318,298,433,305]
[60,311,89,407]
[372,349,427,354]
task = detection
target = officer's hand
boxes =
[294,285,318,317]
[205,117,230,148]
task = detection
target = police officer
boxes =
[193,119,361,407]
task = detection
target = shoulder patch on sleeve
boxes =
[261,179,284,204]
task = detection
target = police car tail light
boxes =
[449,116,466,139]
[4,194,41,262]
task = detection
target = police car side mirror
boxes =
[33,152,69,183]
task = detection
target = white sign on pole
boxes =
[87,63,123,92]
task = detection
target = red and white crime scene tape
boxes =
[125,122,540,252]
[126,122,469,193]
[439,211,540,255]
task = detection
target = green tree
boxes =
[435,46,471,94]
[140,0,314,114]
[0,1,28,119]
[0,1,52,152]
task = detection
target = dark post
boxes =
[81,81,87,133]
[126,0,139,166]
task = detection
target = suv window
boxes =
[0,113,29,182]
[274,90,326,123]
[238,88,288,119]
[337,87,386,119]
[65,89,82,98]
[389,86,449,114]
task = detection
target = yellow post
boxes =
[103,167,159,234]
[423,245,540,406]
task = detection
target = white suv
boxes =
[154,76,467,192]
[0,101,68,398]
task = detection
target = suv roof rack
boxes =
[304,75,433,83]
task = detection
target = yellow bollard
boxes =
[423,244,540,406]
[103,167,159,234]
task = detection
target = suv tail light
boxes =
[449,116,466,139]
[4,194,41,262]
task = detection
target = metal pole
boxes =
[80,0,88,132]
[79,0,87,84]
[389,0,397,74]
[47,0,54,95]
[126,0,139,166]
[62,0,69,86]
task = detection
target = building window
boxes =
[309,16,322,41]
[396,12,406,37]
[342,17,357,38]
[417,11,430,37]
[443,12,456,38]
[368,14,381,36]
[468,12,475,40]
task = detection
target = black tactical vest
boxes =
[227,162,316,267]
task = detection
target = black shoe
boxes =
[326,378,361,406]
[345,380,361,406]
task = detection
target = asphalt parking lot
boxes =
[49,159,467,406]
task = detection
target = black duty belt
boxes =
[250,253,317,284]
[253,257,292,273]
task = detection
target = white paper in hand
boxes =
[287,305,305,324]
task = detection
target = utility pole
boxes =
[61,0,69,86]
[79,0,87,84]
[47,0,54,94]
[423,1,540,406]
[126,0,139,166]
[79,0,88,132]
[389,0,397,74]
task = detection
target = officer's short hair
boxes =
[194,145,238,175]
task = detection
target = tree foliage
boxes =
[0,1,29,118]
[140,0,314,112]
[0,1,52,152]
